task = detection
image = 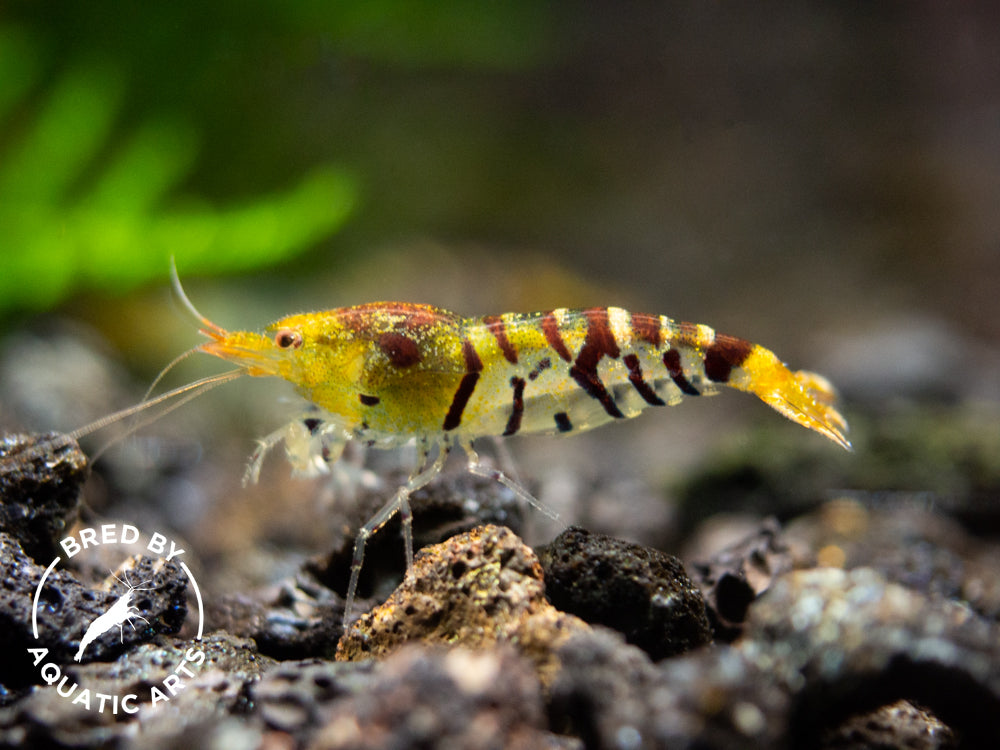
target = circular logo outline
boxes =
[27,524,206,715]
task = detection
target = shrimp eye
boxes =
[274,328,303,350]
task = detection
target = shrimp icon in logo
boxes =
[74,573,152,662]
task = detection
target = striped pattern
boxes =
[662,349,700,396]
[503,377,526,436]
[187,278,851,633]
[540,310,573,362]
[482,314,518,364]
[567,308,625,420]
[439,306,757,439]
[703,335,754,383]
[442,339,483,431]
[623,353,665,406]
[202,299,849,452]
[554,411,573,433]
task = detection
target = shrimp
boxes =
[74,572,151,662]
[74,267,850,626]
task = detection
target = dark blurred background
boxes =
[2,2,998,551]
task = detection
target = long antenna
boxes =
[63,261,244,461]
[69,369,242,445]
[170,257,227,337]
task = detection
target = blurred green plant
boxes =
[288,0,551,67]
[0,25,357,316]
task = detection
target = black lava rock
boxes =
[0,531,188,688]
[0,433,87,561]
[537,526,712,660]
[209,573,344,660]
[687,517,794,641]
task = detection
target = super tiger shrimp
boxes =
[73,264,850,625]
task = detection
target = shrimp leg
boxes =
[343,438,450,626]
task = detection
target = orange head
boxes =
[171,262,306,380]
[195,323,287,378]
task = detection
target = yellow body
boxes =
[183,296,850,625]
[74,268,850,627]
[198,303,850,451]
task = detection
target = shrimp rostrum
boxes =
[76,270,850,625]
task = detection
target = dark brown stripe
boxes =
[662,349,701,396]
[675,321,701,347]
[359,394,380,406]
[576,308,621,368]
[541,311,573,362]
[503,376,526,436]
[568,367,624,419]
[554,411,573,433]
[483,315,518,365]
[378,332,421,368]
[623,353,665,406]
[462,338,484,373]
[528,357,551,381]
[443,339,484,431]
[568,308,624,419]
[443,372,480,431]
[704,335,754,383]
[631,313,662,347]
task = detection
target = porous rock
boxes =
[251,658,377,746]
[0,432,87,561]
[686,517,795,641]
[550,566,1000,748]
[537,526,712,659]
[123,634,271,745]
[817,698,957,750]
[788,498,1000,621]
[0,633,270,749]
[747,566,1000,747]
[549,626,789,749]
[306,466,526,608]
[209,573,344,660]
[0,531,188,688]
[311,645,572,750]
[335,524,589,686]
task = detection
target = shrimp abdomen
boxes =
[453,307,849,449]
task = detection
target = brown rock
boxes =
[818,698,957,750]
[335,525,589,685]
